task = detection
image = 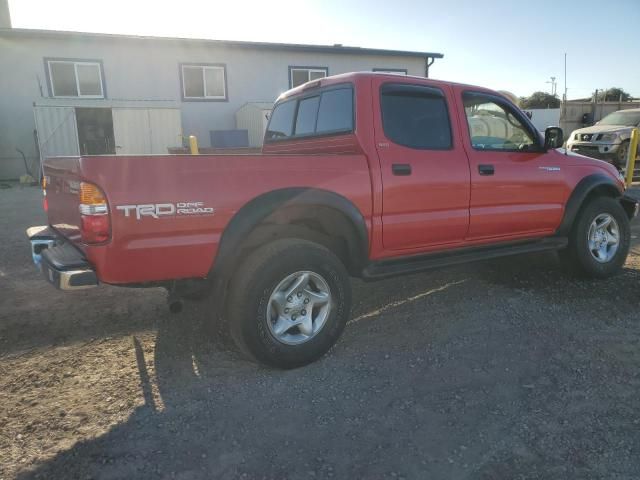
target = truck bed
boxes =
[43,154,372,284]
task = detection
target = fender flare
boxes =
[209,187,369,279]
[555,174,623,237]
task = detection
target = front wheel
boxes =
[226,238,352,369]
[562,196,630,278]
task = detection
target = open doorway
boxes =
[76,108,115,155]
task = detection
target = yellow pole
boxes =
[625,128,639,186]
[189,135,199,155]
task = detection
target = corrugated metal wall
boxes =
[148,109,182,154]
[112,108,152,154]
[34,105,182,159]
[236,102,273,147]
[112,108,182,154]
[34,106,80,159]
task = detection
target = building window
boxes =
[47,59,105,98]
[181,64,227,101]
[373,68,408,75]
[289,66,328,88]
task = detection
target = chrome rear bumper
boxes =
[26,226,98,290]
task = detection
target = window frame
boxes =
[264,83,355,144]
[45,58,106,99]
[180,63,228,102]
[462,90,543,152]
[288,66,329,89]
[379,82,454,151]
[373,68,408,75]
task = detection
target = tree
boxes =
[519,91,561,109]
[593,87,631,102]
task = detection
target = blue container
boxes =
[210,130,249,148]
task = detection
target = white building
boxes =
[0,1,443,179]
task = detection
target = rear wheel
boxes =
[562,196,630,278]
[226,238,351,369]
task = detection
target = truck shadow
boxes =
[474,249,640,307]
[12,273,503,479]
[15,250,640,479]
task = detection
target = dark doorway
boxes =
[76,108,115,155]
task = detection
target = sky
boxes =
[8,0,640,99]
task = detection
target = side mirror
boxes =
[544,126,563,149]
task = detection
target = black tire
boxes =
[226,238,351,369]
[562,196,630,278]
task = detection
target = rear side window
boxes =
[316,88,353,133]
[265,85,353,142]
[265,100,296,141]
[294,96,320,135]
[380,84,452,149]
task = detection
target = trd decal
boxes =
[116,202,215,220]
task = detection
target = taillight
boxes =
[79,182,110,244]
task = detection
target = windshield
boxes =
[599,111,640,127]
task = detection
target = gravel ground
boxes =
[1,185,640,480]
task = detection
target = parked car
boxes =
[28,72,638,368]
[567,108,640,168]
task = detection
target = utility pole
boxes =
[546,76,557,96]
[563,53,567,102]
[562,53,567,131]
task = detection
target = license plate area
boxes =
[31,238,56,268]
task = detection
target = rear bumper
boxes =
[26,226,98,290]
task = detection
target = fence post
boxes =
[625,128,639,186]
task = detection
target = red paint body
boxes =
[42,73,623,285]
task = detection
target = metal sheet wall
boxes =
[34,106,80,159]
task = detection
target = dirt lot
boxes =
[1,185,640,480]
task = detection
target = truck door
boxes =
[455,89,567,240]
[373,80,471,251]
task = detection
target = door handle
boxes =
[478,164,494,176]
[392,164,412,176]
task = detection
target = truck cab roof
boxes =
[277,71,495,102]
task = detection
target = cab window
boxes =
[380,84,452,150]
[463,92,536,151]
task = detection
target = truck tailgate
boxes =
[43,156,85,247]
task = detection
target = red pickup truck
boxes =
[28,72,638,368]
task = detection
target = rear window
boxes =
[265,85,353,142]
[265,100,296,141]
[381,84,452,149]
